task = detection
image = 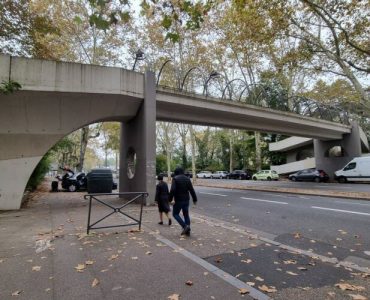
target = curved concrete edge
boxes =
[194,182,370,201]
[0,156,42,210]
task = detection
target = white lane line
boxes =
[335,201,370,207]
[199,192,228,197]
[241,197,288,205]
[311,206,370,216]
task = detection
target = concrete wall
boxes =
[0,55,145,210]
[119,72,156,205]
[314,121,362,179]
[271,158,315,175]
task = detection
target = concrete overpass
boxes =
[0,56,363,210]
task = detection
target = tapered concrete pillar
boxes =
[119,71,156,205]
[314,121,362,179]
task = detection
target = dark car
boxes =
[228,170,251,180]
[157,171,193,179]
[55,167,117,192]
[289,169,329,183]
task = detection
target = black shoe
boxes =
[168,219,172,226]
[181,225,191,236]
[158,221,163,225]
[185,226,191,236]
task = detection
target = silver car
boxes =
[211,171,228,179]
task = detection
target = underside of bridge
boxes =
[0,55,155,210]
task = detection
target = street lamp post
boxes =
[132,49,145,71]
[203,71,221,96]
[156,59,172,86]
[180,66,202,91]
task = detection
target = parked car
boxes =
[158,171,192,179]
[228,170,251,180]
[334,156,370,183]
[211,171,229,179]
[196,171,212,178]
[252,170,279,181]
[54,167,117,192]
[289,169,329,182]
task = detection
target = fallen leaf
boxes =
[0,259,4,263]
[241,259,252,264]
[258,285,277,293]
[131,256,138,260]
[100,269,109,273]
[11,290,22,296]
[348,294,367,300]
[335,283,365,291]
[74,264,86,272]
[235,273,244,278]
[85,260,94,265]
[45,288,51,292]
[286,271,298,276]
[255,276,264,282]
[246,282,255,286]
[32,266,41,271]
[91,278,99,287]
[283,259,297,265]
[203,272,209,276]
[168,293,180,300]
[294,232,301,239]
[109,254,119,260]
[297,267,308,271]
[145,251,152,255]
[239,288,249,294]
[185,280,193,286]
[214,257,223,263]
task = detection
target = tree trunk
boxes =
[77,126,89,172]
[255,131,261,171]
[229,130,233,173]
[189,125,196,184]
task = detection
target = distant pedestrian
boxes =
[155,175,172,226]
[169,167,198,236]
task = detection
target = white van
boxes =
[334,156,370,183]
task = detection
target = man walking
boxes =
[169,167,198,236]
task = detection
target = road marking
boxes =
[240,197,288,205]
[152,231,271,300]
[311,206,370,216]
[265,193,292,199]
[199,192,228,197]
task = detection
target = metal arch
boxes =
[180,66,203,91]
[156,59,172,86]
[238,83,263,103]
[221,78,247,100]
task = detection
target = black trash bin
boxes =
[87,169,113,193]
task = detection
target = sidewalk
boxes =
[0,186,369,300]
[194,180,370,201]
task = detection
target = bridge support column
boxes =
[314,121,362,179]
[119,71,156,205]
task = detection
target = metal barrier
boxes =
[84,192,148,234]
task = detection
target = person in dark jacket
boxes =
[155,175,172,225]
[169,167,197,236]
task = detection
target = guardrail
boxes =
[84,192,148,234]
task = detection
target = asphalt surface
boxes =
[193,186,370,259]
[205,179,370,193]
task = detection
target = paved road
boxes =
[203,178,370,192]
[193,186,370,260]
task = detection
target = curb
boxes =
[194,183,370,201]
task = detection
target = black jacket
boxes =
[155,181,169,203]
[169,174,197,203]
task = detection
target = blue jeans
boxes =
[172,201,190,229]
